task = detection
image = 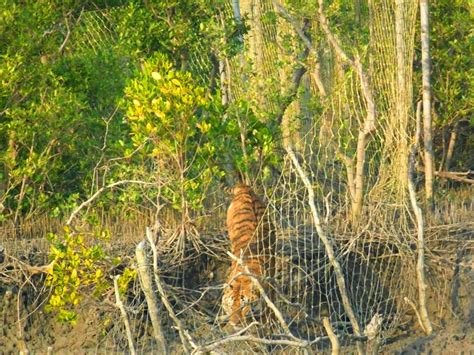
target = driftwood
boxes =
[135,241,168,354]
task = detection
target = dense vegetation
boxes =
[0,0,472,351]
[0,0,472,221]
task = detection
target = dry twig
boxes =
[113,275,136,355]
[145,227,197,353]
[323,317,340,355]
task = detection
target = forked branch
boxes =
[272,1,327,96]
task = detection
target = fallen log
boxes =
[435,170,474,184]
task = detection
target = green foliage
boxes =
[0,56,87,215]
[0,1,131,217]
[124,53,222,212]
[45,227,114,324]
[113,0,228,64]
[117,267,137,294]
[430,0,473,169]
[0,0,470,222]
[223,100,281,178]
[431,0,473,126]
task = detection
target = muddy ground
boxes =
[1,221,473,354]
[1,254,473,354]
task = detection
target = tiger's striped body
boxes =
[222,184,274,326]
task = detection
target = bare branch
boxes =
[435,171,474,185]
[58,9,83,54]
[285,144,365,354]
[135,241,168,354]
[404,297,429,334]
[194,333,322,354]
[273,1,313,51]
[146,227,197,352]
[58,16,71,53]
[114,275,136,355]
[420,0,435,208]
[323,317,340,355]
[316,0,376,222]
[66,180,156,226]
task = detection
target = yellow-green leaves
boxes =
[196,121,211,133]
[45,228,112,324]
[124,54,210,145]
[123,53,221,212]
[117,268,137,294]
[151,71,162,81]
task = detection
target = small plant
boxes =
[45,226,114,324]
[117,267,137,295]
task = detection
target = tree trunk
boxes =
[407,101,433,335]
[420,0,435,210]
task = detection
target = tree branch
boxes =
[435,171,474,185]
[66,180,157,226]
[323,317,340,354]
[285,144,365,354]
[272,1,326,96]
[114,275,136,355]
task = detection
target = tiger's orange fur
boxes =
[222,184,274,326]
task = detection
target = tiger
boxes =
[222,183,275,327]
